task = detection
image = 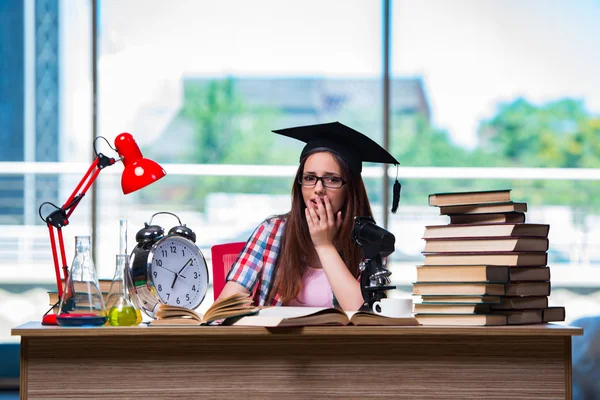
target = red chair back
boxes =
[210,242,246,300]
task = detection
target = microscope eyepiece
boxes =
[353,216,395,258]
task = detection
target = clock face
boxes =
[148,236,208,309]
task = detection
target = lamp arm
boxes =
[43,154,116,300]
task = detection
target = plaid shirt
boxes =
[226,216,286,306]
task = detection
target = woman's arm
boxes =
[305,196,364,311]
[314,245,364,310]
[216,281,250,301]
[215,217,285,306]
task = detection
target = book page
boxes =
[149,318,201,326]
[233,306,348,327]
[345,310,420,326]
[203,293,256,321]
[258,306,332,319]
[155,304,203,321]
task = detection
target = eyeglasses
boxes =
[298,174,347,189]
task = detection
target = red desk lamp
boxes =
[39,133,166,325]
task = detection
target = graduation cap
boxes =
[272,121,402,213]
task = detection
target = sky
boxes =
[96,0,600,148]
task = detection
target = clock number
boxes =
[161,250,167,257]
[156,259,162,267]
[192,285,196,291]
[157,284,162,291]
[176,297,180,304]
[182,249,185,257]
[194,272,198,279]
[166,293,170,300]
[186,294,190,301]
[170,246,176,253]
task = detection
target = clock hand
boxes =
[154,263,178,275]
[170,273,178,289]
[178,258,192,274]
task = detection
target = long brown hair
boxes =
[267,150,373,304]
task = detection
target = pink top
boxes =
[288,266,333,308]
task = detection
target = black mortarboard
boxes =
[272,121,402,213]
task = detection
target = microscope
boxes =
[353,216,397,312]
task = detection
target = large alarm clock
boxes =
[129,212,209,318]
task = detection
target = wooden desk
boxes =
[13,322,582,399]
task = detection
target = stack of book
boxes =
[413,189,566,326]
[47,279,112,311]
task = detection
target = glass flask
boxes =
[119,219,143,324]
[56,236,108,326]
[106,254,141,326]
[119,219,128,255]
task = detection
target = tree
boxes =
[183,78,271,165]
[479,98,599,169]
[389,114,500,204]
[180,78,293,210]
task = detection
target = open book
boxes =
[150,293,259,326]
[232,306,420,327]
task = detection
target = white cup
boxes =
[372,298,413,317]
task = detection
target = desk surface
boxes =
[12,321,583,337]
[16,321,581,399]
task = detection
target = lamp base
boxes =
[56,313,107,326]
[41,314,58,325]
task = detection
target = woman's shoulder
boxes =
[244,214,287,246]
[260,214,288,229]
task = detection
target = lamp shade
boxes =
[114,133,166,194]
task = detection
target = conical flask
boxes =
[106,219,128,313]
[106,254,141,326]
[56,235,107,326]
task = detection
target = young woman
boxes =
[217,122,399,311]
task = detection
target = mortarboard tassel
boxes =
[391,179,401,213]
[391,164,401,214]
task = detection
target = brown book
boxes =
[416,265,510,283]
[413,282,506,296]
[413,281,550,297]
[491,309,543,325]
[416,265,549,283]
[428,189,512,207]
[542,306,566,322]
[439,202,528,215]
[48,291,109,307]
[232,306,421,327]
[415,314,507,326]
[423,252,548,267]
[423,237,548,253]
[150,293,259,326]
[58,278,112,292]
[449,212,525,225]
[490,296,549,310]
[509,266,550,281]
[504,282,551,296]
[423,223,550,239]
[414,303,491,314]
[420,295,502,304]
